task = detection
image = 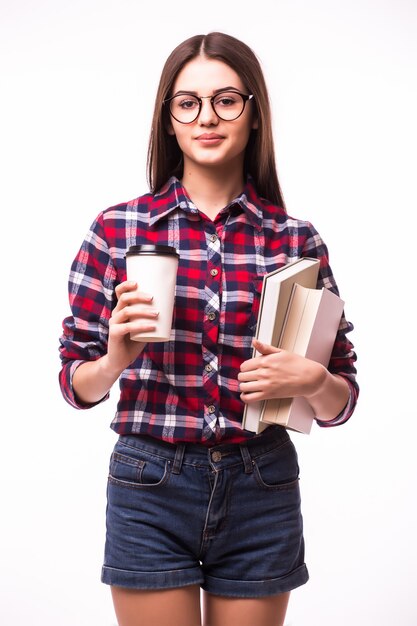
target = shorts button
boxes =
[211,451,222,462]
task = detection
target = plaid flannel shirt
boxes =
[59,176,358,445]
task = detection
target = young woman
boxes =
[59,32,358,626]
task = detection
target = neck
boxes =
[181,161,245,220]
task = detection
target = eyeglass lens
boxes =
[169,92,247,123]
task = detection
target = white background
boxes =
[1,0,416,624]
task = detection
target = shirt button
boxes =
[210,268,219,277]
[208,312,216,321]
[205,364,213,372]
[208,405,216,414]
[211,451,222,462]
[210,234,218,243]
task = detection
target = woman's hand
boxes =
[238,338,326,404]
[72,281,158,405]
[106,281,159,374]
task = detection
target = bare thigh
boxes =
[111,584,202,626]
[202,590,291,626]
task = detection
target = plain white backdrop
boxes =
[1,0,416,624]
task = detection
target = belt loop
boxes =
[239,443,254,474]
[171,443,186,475]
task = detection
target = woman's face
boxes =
[167,57,257,175]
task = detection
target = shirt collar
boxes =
[232,177,264,232]
[149,177,197,227]
[149,176,264,231]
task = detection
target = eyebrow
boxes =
[172,86,242,97]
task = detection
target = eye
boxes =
[214,92,239,107]
[178,97,199,110]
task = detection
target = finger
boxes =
[115,280,138,299]
[110,318,157,339]
[238,370,262,382]
[118,291,154,307]
[111,305,159,324]
[115,281,154,301]
[240,355,266,372]
[240,390,265,403]
[114,289,154,314]
[239,379,265,394]
[252,338,281,355]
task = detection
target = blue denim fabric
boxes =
[101,426,309,598]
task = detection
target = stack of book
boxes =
[242,258,344,434]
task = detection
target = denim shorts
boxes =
[101,426,309,598]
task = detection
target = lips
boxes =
[195,133,224,140]
[194,133,225,146]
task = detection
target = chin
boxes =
[193,150,237,167]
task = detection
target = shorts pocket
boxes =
[252,440,300,491]
[108,449,170,489]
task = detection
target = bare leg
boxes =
[111,584,202,626]
[203,591,290,626]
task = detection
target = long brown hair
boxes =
[147,32,285,209]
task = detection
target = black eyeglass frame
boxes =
[163,91,255,124]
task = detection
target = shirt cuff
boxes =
[60,360,110,409]
[315,380,357,428]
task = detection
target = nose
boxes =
[197,98,218,126]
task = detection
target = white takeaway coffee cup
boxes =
[125,244,179,342]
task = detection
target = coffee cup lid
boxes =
[125,244,179,257]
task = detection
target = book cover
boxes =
[260,285,345,434]
[242,257,320,433]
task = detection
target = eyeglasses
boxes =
[164,90,254,124]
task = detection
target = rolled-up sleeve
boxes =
[302,224,359,427]
[59,212,117,409]
[315,320,359,427]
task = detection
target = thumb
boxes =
[252,338,280,355]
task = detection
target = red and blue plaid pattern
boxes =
[59,177,358,444]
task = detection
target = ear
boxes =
[251,116,259,130]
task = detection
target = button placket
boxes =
[201,226,222,439]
